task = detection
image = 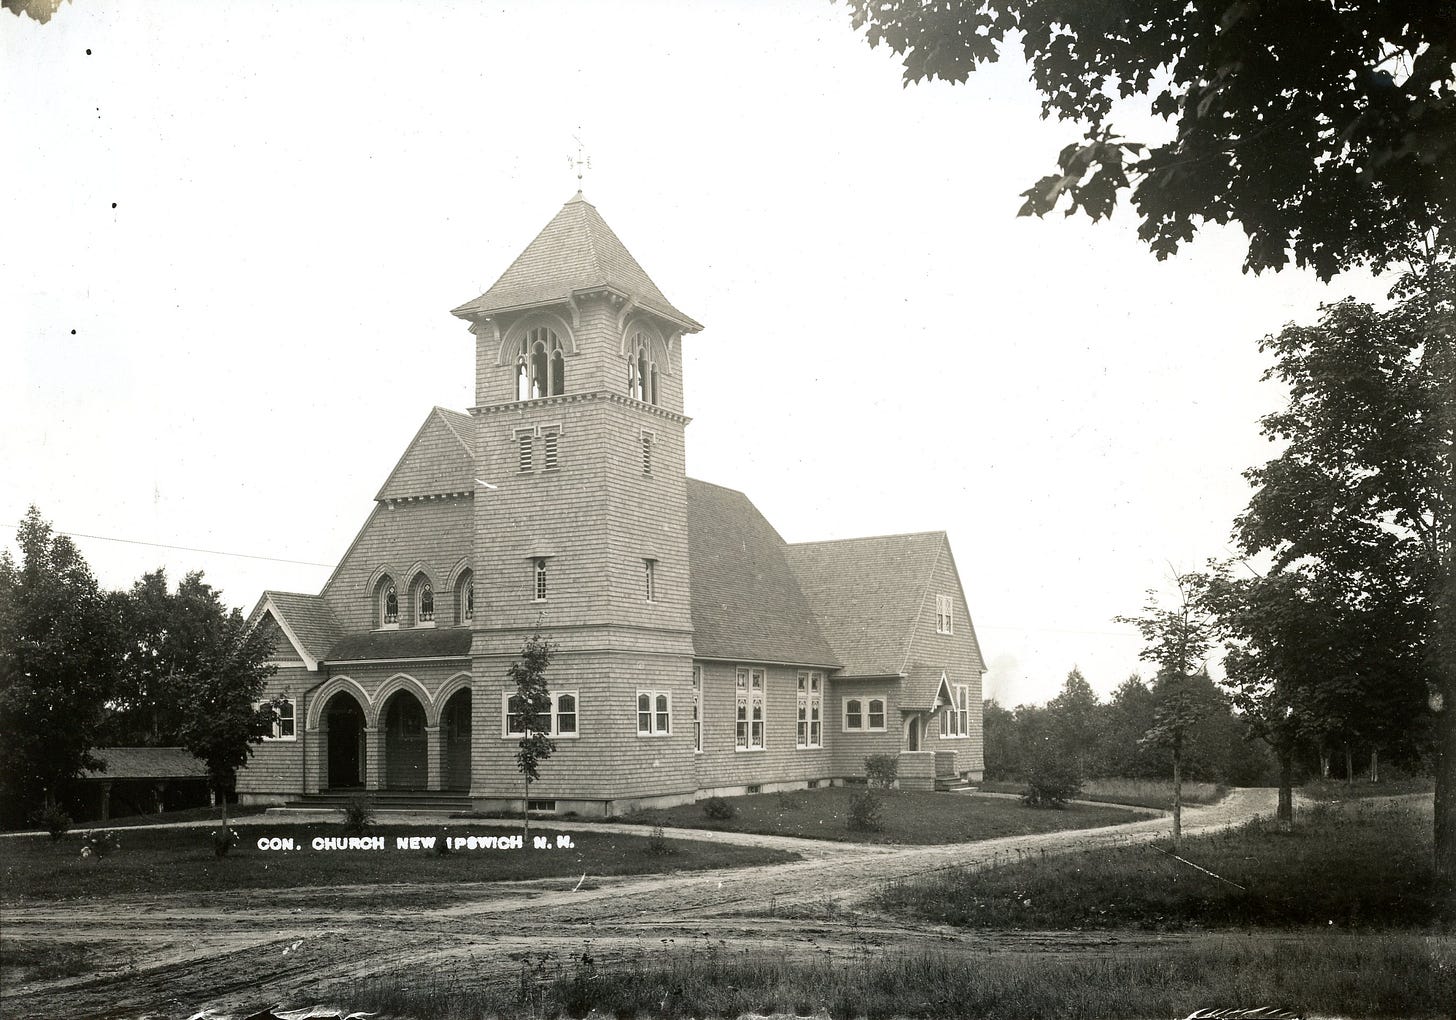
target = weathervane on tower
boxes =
[568,129,591,186]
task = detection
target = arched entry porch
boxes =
[323,692,366,790]
[441,688,472,791]
[382,689,428,790]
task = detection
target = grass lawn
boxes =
[618,787,1141,845]
[1302,776,1434,801]
[347,932,1455,1020]
[58,804,274,831]
[977,777,1225,811]
[876,797,1446,930]
[0,823,796,903]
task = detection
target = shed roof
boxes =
[451,193,702,332]
[326,627,473,663]
[84,747,207,780]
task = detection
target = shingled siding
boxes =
[237,664,314,801]
[691,662,836,794]
[914,549,986,780]
[827,678,902,779]
[322,497,474,634]
[375,410,473,502]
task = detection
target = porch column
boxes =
[304,725,323,794]
[154,781,168,813]
[364,726,383,791]
[99,781,112,821]
[425,725,444,791]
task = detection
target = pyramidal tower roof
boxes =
[451,192,702,332]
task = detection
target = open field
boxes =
[977,777,1225,810]
[0,823,797,903]
[616,786,1143,844]
[875,796,1446,930]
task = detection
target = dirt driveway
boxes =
[0,789,1274,1019]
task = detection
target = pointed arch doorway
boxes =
[324,692,366,790]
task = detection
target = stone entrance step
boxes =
[279,790,473,814]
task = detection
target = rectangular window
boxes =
[692,665,702,753]
[637,690,671,736]
[502,690,579,738]
[796,671,823,748]
[260,698,296,741]
[735,667,765,750]
[936,594,954,635]
[868,698,886,731]
[644,559,656,601]
[516,430,534,473]
[941,684,969,738]
[843,698,863,731]
[543,428,560,471]
[843,695,887,732]
[534,558,548,601]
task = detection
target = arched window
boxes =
[417,582,434,624]
[516,327,565,400]
[378,577,399,627]
[627,332,659,406]
[455,569,474,625]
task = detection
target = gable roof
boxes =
[686,479,840,668]
[247,591,344,671]
[84,747,207,780]
[783,532,946,677]
[451,193,702,333]
[375,406,475,502]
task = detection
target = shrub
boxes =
[435,829,454,855]
[647,825,675,856]
[847,790,883,832]
[342,794,375,835]
[702,796,737,821]
[210,827,241,858]
[775,790,800,811]
[1022,753,1082,808]
[864,754,898,790]
[32,805,72,842]
[79,830,120,860]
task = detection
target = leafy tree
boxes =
[0,508,121,822]
[981,698,1018,780]
[1117,571,1220,848]
[1100,674,1161,779]
[843,0,1456,279]
[1232,263,1454,887]
[1046,666,1102,776]
[134,572,279,827]
[507,631,556,840]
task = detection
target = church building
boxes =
[240,194,986,815]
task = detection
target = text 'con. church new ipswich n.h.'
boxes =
[239,193,986,816]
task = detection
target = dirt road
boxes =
[0,789,1274,1019]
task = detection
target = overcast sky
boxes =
[2,1,1392,708]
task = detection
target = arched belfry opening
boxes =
[323,692,366,790]
[515,327,565,400]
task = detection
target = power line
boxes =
[57,530,333,568]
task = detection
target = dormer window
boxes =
[515,327,565,400]
[378,578,399,628]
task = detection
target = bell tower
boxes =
[450,193,703,813]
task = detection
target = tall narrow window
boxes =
[543,428,560,471]
[637,348,649,401]
[628,333,659,405]
[517,327,565,400]
[455,569,474,625]
[868,698,886,730]
[505,694,525,735]
[692,666,702,753]
[797,671,822,748]
[844,698,863,731]
[381,581,399,626]
[533,558,548,601]
[417,582,434,624]
[641,431,655,476]
[556,693,577,736]
[735,667,765,750]
[644,559,656,601]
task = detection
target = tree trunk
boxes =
[1344,743,1354,786]
[1277,747,1294,830]
[1435,689,1456,911]
[1369,747,1380,783]
[220,786,230,828]
[1171,748,1183,851]
[522,775,530,842]
[1319,748,1331,778]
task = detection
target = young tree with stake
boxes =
[508,632,556,841]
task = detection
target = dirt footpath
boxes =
[0,789,1274,1019]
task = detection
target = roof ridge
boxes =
[897,533,947,675]
[264,590,329,600]
[578,201,603,284]
[788,529,946,548]
[432,405,473,453]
